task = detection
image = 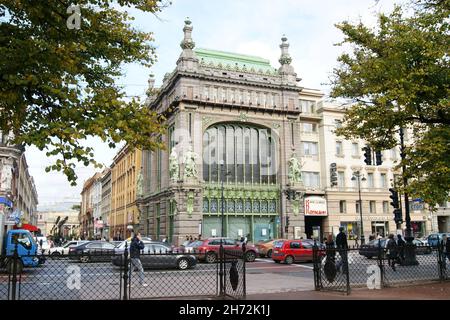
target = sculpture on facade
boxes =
[136,168,144,197]
[288,154,302,184]
[183,146,198,179]
[169,149,180,181]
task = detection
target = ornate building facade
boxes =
[140,19,315,245]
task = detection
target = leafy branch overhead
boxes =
[0,0,170,185]
[330,0,449,206]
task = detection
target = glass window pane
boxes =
[226,126,235,182]
[236,199,243,213]
[203,199,209,213]
[251,128,259,183]
[203,131,210,182]
[245,200,252,213]
[252,201,260,213]
[244,128,251,183]
[218,126,226,182]
[236,127,244,183]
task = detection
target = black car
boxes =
[112,243,197,270]
[68,241,116,263]
[359,238,432,259]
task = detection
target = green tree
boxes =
[330,0,449,207]
[0,0,170,185]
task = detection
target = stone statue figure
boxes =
[136,168,144,197]
[169,149,179,181]
[288,154,302,183]
[183,146,198,179]
[0,163,13,190]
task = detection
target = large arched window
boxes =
[203,124,277,184]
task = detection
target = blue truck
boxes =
[1,216,43,273]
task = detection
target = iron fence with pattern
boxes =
[221,244,246,300]
[313,241,449,294]
[0,243,247,300]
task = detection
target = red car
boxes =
[272,239,318,264]
[190,237,258,263]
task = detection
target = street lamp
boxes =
[352,171,366,244]
[219,161,231,297]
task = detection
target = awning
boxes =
[13,223,39,232]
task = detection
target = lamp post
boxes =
[219,162,231,296]
[352,171,366,244]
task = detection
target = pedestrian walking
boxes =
[397,234,406,264]
[325,234,336,264]
[130,231,147,287]
[335,227,348,273]
[354,234,359,248]
[376,232,382,240]
[387,234,398,271]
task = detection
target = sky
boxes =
[27,0,404,207]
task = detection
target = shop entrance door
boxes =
[371,221,388,238]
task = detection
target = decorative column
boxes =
[176,17,199,72]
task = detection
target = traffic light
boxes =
[363,146,372,165]
[375,150,383,166]
[285,216,290,233]
[389,188,399,208]
[330,163,338,187]
[394,208,403,224]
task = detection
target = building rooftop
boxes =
[194,48,278,75]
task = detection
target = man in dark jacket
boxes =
[387,234,398,271]
[397,234,406,264]
[130,232,146,286]
[335,227,348,273]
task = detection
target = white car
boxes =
[48,240,89,256]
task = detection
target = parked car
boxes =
[426,233,450,247]
[114,240,172,255]
[271,239,317,264]
[48,240,89,256]
[255,239,279,258]
[359,238,432,259]
[193,238,258,263]
[68,241,116,263]
[112,243,197,270]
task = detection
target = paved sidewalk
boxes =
[245,281,450,300]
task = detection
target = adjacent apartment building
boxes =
[0,131,38,227]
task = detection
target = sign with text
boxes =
[304,196,327,216]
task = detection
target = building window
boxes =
[338,171,345,187]
[299,100,315,113]
[383,201,389,214]
[367,173,374,188]
[352,143,359,157]
[203,199,209,213]
[335,119,343,129]
[355,201,360,214]
[203,124,277,184]
[302,172,320,188]
[336,141,343,156]
[370,201,376,214]
[301,141,318,156]
[380,173,387,188]
[339,200,347,213]
[302,122,317,133]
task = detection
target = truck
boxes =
[1,213,43,273]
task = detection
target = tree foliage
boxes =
[330,0,449,207]
[0,0,170,185]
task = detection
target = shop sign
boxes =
[304,196,327,216]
